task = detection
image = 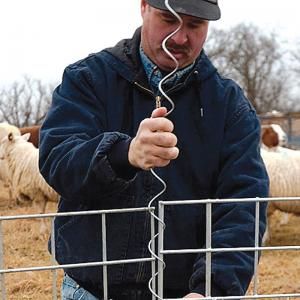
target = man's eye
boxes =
[188,23,199,29]
[163,18,176,24]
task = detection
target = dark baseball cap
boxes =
[147,0,221,21]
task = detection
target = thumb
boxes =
[151,107,168,118]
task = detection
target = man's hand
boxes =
[184,293,204,298]
[128,107,179,170]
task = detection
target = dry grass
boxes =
[0,182,300,299]
[0,183,63,299]
[247,210,300,299]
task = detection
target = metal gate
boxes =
[1,197,300,299]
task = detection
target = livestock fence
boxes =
[259,111,300,149]
[0,197,300,300]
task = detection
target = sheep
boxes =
[261,147,300,200]
[0,132,59,216]
[0,123,41,186]
[0,122,21,140]
[0,123,40,148]
[0,122,21,183]
[260,124,299,202]
[259,123,300,243]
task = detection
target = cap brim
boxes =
[147,0,221,21]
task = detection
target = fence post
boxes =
[102,213,108,300]
[50,217,58,300]
[253,199,260,296]
[0,220,6,300]
[150,209,156,300]
[158,202,165,299]
[205,201,212,298]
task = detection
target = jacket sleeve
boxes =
[189,87,269,296]
[39,63,137,202]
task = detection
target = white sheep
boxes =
[0,132,59,215]
[261,147,300,200]
[261,144,300,243]
[0,122,21,182]
[0,122,41,147]
[0,122,21,139]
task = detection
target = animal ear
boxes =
[8,132,14,141]
[22,133,31,141]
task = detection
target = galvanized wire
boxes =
[0,198,300,299]
[148,1,183,299]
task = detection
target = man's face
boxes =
[141,0,209,72]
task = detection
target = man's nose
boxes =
[170,29,188,45]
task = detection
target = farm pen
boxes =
[0,197,300,299]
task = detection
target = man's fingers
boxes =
[152,132,177,147]
[151,107,168,118]
[141,117,174,133]
[140,147,179,170]
[128,107,178,170]
[150,145,179,160]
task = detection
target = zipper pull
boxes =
[155,95,161,109]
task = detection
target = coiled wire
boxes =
[147,1,183,299]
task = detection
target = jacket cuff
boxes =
[190,281,225,297]
[107,137,140,180]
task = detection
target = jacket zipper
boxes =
[134,81,163,111]
[133,81,154,97]
[132,76,195,282]
[156,95,161,108]
[133,76,196,103]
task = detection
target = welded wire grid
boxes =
[0,197,300,300]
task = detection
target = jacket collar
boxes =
[104,27,217,86]
[139,45,195,93]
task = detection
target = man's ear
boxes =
[141,0,147,15]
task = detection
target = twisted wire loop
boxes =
[148,1,183,299]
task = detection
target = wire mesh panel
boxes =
[0,197,299,299]
[0,207,155,300]
[159,197,300,300]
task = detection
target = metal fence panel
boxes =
[0,197,300,299]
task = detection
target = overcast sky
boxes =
[1,0,300,87]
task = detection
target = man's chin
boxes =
[158,60,185,72]
[171,52,186,61]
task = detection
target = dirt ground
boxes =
[0,182,300,299]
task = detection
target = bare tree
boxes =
[288,41,300,112]
[0,76,55,127]
[206,23,292,113]
[291,41,300,74]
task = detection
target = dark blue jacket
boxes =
[39,28,269,298]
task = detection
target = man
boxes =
[39,0,269,299]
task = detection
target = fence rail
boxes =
[0,197,300,299]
